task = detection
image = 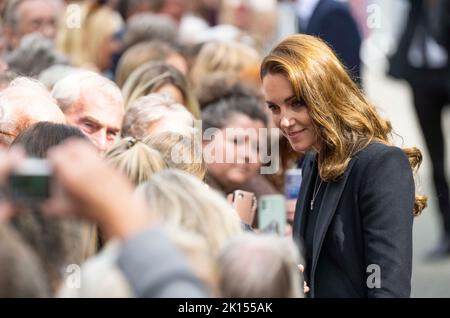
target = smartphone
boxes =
[285,168,302,200]
[258,194,286,236]
[8,158,52,204]
[227,190,256,225]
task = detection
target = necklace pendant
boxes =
[310,200,314,211]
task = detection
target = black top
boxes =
[303,157,327,284]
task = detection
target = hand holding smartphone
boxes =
[227,190,256,225]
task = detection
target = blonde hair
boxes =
[261,34,427,216]
[145,131,206,180]
[190,41,260,91]
[122,61,200,118]
[136,169,242,255]
[56,2,123,70]
[164,226,219,296]
[115,40,177,88]
[105,136,167,186]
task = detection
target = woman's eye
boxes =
[291,100,305,108]
[267,104,279,113]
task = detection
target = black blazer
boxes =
[301,0,362,83]
[293,143,414,297]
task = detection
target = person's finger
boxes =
[298,264,305,272]
[0,146,25,179]
[304,282,310,294]
[0,202,14,223]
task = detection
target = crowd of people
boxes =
[0,0,447,298]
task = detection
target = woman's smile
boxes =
[286,128,307,141]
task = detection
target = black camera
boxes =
[7,158,52,203]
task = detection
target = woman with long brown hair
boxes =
[260,34,427,298]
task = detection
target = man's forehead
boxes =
[18,0,59,11]
[1,93,64,121]
[71,98,123,129]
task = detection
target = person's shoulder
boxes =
[320,0,352,16]
[353,142,409,166]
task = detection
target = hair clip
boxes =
[127,137,140,149]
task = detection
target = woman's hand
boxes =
[287,199,297,222]
[298,264,310,294]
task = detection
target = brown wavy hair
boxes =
[260,34,426,216]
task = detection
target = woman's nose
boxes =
[280,116,293,129]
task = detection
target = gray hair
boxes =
[122,13,178,52]
[121,93,195,139]
[38,65,79,91]
[6,33,70,78]
[218,233,304,298]
[4,0,62,30]
[51,71,123,113]
[0,76,64,146]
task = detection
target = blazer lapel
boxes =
[310,158,358,292]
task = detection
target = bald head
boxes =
[0,77,65,146]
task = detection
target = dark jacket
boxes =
[293,143,414,297]
[388,0,450,86]
[301,0,362,83]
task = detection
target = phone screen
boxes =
[258,194,286,236]
[7,158,52,203]
[8,174,51,202]
[285,168,302,200]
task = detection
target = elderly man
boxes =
[51,71,124,153]
[0,77,65,147]
[3,0,63,50]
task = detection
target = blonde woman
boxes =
[57,1,123,73]
[136,169,243,255]
[105,136,168,186]
[122,61,200,118]
[261,34,427,298]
